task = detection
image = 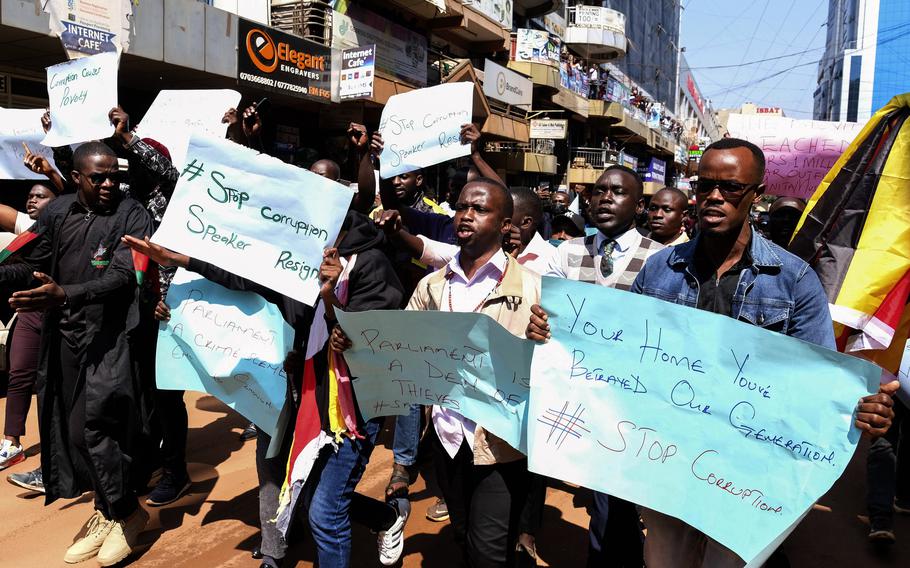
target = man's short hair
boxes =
[462,177,512,218]
[510,186,542,224]
[72,141,117,171]
[703,137,766,182]
[310,159,341,180]
[654,187,689,209]
[602,164,644,196]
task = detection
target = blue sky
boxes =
[680,0,829,117]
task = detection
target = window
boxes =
[846,55,862,122]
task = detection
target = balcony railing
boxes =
[570,146,619,170]
[564,5,627,61]
[270,0,332,46]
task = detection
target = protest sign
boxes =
[0,108,57,180]
[135,89,242,169]
[156,269,292,435]
[340,45,376,100]
[895,339,910,405]
[378,82,473,179]
[152,134,352,306]
[42,51,119,147]
[528,277,880,563]
[726,113,863,199]
[336,309,533,453]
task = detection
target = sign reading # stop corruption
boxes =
[152,134,352,306]
[238,19,331,103]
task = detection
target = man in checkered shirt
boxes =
[541,164,664,566]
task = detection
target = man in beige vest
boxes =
[333,177,540,567]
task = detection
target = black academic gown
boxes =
[0,194,156,506]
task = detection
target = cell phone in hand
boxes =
[244,97,270,124]
[254,97,271,114]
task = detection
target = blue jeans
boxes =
[392,404,421,466]
[303,418,396,568]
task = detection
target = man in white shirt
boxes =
[337,178,541,567]
[381,187,558,277]
[534,165,665,567]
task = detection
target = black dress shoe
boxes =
[251,546,262,559]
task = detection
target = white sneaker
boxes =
[378,498,410,566]
[0,439,24,470]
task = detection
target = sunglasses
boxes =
[80,171,124,186]
[692,178,758,199]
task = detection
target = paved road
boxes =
[0,393,905,567]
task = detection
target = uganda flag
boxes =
[0,230,39,265]
[790,93,910,371]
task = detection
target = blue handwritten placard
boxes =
[528,277,880,563]
[336,309,533,453]
[156,268,293,436]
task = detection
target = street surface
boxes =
[0,393,905,567]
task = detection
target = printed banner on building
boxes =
[45,0,132,59]
[464,0,514,30]
[0,108,57,180]
[339,45,376,100]
[640,157,666,183]
[336,309,533,454]
[377,82,473,178]
[135,89,242,169]
[42,51,119,147]
[238,19,331,103]
[332,5,428,87]
[512,29,561,67]
[156,268,292,436]
[528,277,880,564]
[530,119,568,139]
[725,113,863,199]
[152,134,352,306]
[483,59,532,108]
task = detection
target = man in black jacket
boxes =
[0,142,155,566]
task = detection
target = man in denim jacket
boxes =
[629,138,899,567]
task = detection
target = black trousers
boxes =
[153,388,188,475]
[433,429,530,568]
[60,341,138,521]
[587,491,644,568]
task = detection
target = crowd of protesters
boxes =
[0,88,904,568]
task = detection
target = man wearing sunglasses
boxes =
[0,141,156,566]
[625,138,897,566]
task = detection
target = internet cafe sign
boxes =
[530,118,568,139]
[238,19,331,102]
[483,59,532,109]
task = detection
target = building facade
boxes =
[813,0,910,122]
[602,0,681,110]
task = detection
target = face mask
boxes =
[552,203,568,215]
[549,238,565,247]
